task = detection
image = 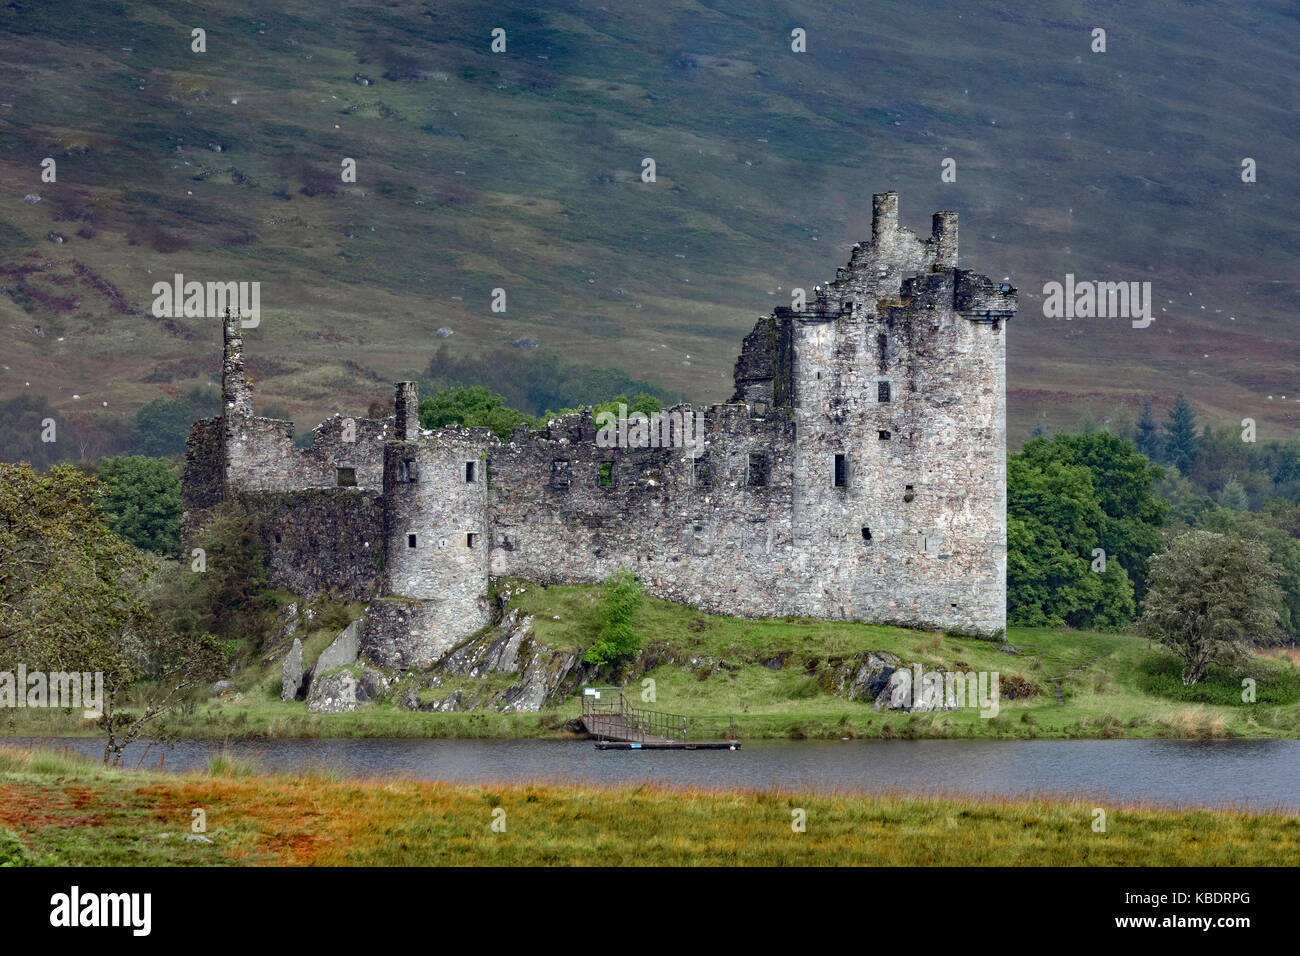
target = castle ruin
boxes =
[183,192,1016,666]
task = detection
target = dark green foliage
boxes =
[425,345,684,418]
[1162,393,1198,475]
[0,394,73,469]
[128,389,219,458]
[582,568,644,665]
[1007,432,1164,627]
[418,386,532,441]
[1136,653,1300,706]
[1017,432,1167,601]
[1134,398,1161,461]
[95,456,182,555]
[143,500,273,647]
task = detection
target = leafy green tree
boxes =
[0,463,148,673]
[418,386,531,442]
[582,568,645,665]
[1195,507,1300,638]
[1163,393,1198,475]
[96,456,182,555]
[1218,479,1249,511]
[1138,530,1282,684]
[0,394,74,469]
[130,398,195,457]
[1007,455,1135,628]
[1135,398,1161,462]
[0,463,230,761]
[1016,432,1167,601]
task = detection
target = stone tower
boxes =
[734,192,1014,634]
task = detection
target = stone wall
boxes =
[240,489,384,601]
[488,404,799,618]
[182,416,224,542]
[223,414,390,493]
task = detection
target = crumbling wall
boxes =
[241,489,384,601]
[488,404,799,618]
[223,415,389,493]
[182,416,224,543]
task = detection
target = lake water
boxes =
[16,737,1300,811]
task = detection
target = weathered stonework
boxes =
[182,192,1014,664]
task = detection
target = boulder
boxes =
[357,668,389,702]
[309,618,362,683]
[307,669,360,714]
[281,638,304,701]
[210,680,236,697]
[841,652,901,702]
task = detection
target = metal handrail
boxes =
[581,687,737,742]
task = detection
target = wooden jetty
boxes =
[580,687,740,750]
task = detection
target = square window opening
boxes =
[336,466,357,487]
[877,381,891,404]
[878,430,891,440]
[861,527,872,542]
[747,452,770,487]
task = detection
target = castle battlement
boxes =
[183,192,1014,666]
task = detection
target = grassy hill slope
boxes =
[2,0,1298,444]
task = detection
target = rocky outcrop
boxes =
[838,652,901,702]
[357,667,389,702]
[282,638,304,701]
[307,668,360,713]
[414,609,588,713]
[310,618,362,681]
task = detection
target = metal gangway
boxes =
[579,686,739,750]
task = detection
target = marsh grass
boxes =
[0,745,1295,867]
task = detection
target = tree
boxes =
[582,568,644,665]
[96,456,182,555]
[0,462,230,763]
[0,394,75,469]
[1007,455,1135,628]
[130,397,196,457]
[1163,394,1198,475]
[1137,530,1282,684]
[1218,479,1248,511]
[418,386,531,442]
[1015,432,1167,601]
[1135,398,1161,462]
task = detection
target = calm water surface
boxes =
[17,737,1300,811]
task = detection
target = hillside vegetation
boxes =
[2,0,1298,452]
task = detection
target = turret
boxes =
[394,382,420,440]
[222,308,253,417]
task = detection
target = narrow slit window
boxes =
[465,461,476,483]
[466,533,476,548]
[834,454,847,487]
[748,452,769,487]
[861,527,872,542]
[407,533,417,549]
[598,461,613,487]
[877,381,891,403]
